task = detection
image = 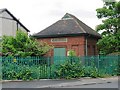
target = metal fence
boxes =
[0,56,119,80]
[81,56,119,75]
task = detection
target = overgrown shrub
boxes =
[67,50,76,56]
[2,30,53,57]
[83,66,99,78]
[54,58,115,79]
[2,64,35,80]
[55,60,84,79]
[2,59,42,80]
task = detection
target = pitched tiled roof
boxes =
[0,8,30,32]
[33,13,101,38]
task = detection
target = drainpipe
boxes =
[85,37,88,56]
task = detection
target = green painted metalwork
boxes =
[0,56,119,80]
[54,48,66,65]
[54,48,66,56]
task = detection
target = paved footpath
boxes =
[1,76,119,88]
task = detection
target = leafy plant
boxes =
[3,63,40,80]
[55,60,84,79]
[67,50,76,56]
[96,1,120,55]
[2,30,53,57]
[83,66,99,78]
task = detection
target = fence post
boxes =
[47,57,50,79]
[97,55,100,75]
[118,55,120,75]
[97,55,99,69]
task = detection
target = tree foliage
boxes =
[96,1,120,55]
[2,30,53,57]
[97,31,120,55]
[96,1,120,35]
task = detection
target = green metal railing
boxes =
[81,56,119,75]
[0,56,119,80]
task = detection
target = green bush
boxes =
[2,60,42,80]
[83,66,99,78]
[2,64,35,80]
[55,59,112,79]
[55,60,84,79]
[67,50,76,56]
[2,30,53,57]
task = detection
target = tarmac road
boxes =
[60,81,118,88]
[1,76,119,89]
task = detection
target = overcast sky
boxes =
[0,0,105,34]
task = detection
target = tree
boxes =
[96,1,120,35]
[2,30,53,57]
[96,1,120,55]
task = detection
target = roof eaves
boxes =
[33,32,101,39]
[86,33,101,39]
[33,33,88,38]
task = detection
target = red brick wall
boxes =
[37,36,99,56]
[87,38,98,56]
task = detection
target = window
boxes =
[51,38,67,42]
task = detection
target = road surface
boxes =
[60,81,118,88]
[1,76,119,89]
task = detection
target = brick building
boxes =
[33,13,101,56]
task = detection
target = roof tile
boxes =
[33,13,101,38]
